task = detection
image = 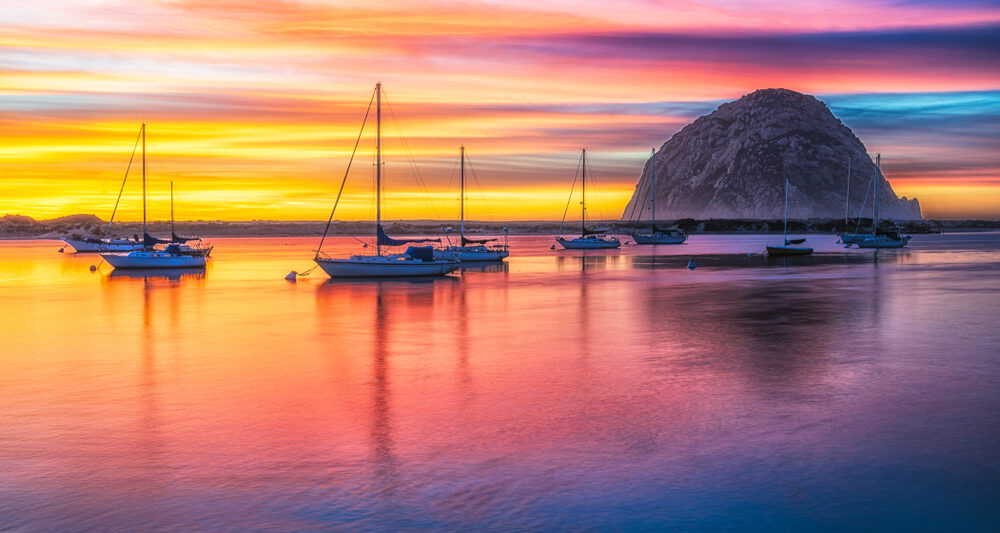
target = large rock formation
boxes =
[622,89,922,221]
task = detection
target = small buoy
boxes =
[58,247,65,253]
[748,252,753,257]
[362,243,368,248]
[687,259,696,270]
[549,244,556,250]
[285,271,298,281]
[89,265,97,272]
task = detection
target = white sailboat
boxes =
[854,154,911,249]
[101,124,207,269]
[167,181,213,258]
[314,83,460,278]
[556,148,621,250]
[62,127,145,253]
[434,146,509,262]
[838,154,874,245]
[766,177,813,256]
[631,147,687,245]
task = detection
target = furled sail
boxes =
[376,225,441,247]
[143,233,173,247]
[461,236,496,245]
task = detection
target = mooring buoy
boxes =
[687,259,696,270]
[285,271,298,281]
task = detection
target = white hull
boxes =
[315,255,460,278]
[632,233,686,245]
[434,246,509,262]
[855,235,910,248]
[63,238,143,253]
[101,251,207,269]
[556,237,620,249]
[839,233,873,244]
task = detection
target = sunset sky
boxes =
[2,0,999,221]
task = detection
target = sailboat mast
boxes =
[376,82,382,257]
[650,148,656,228]
[581,148,586,237]
[845,155,851,231]
[170,181,175,237]
[141,123,147,238]
[874,153,880,235]
[783,177,789,243]
[460,145,465,242]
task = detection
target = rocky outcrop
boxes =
[623,89,922,221]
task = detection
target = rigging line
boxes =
[103,127,143,241]
[380,89,441,219]
[854,164,876,234]
[465,154,497,224]
[558,152,584,234]
[585,165,611,223]
[624,156,654,226]
[316,87,376,258]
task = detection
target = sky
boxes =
[2,0,999,221]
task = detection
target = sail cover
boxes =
[143,233,173,247]
[461,236,496,245]
[377,224,441,246]
[171,232,199,243]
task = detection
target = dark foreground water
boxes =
[1,233,998,531]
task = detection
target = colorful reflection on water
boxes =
[1,234,999,530]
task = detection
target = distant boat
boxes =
[853,154,911,249]
[838,154,874,245]
[62,128,145,253]
[63,236,142,253]
[167,181,213,258]
[766,177,813,256]
[631,148,687,245]
[313,83,460,278]
[101,124,207,269]
[433,146,510,262]
[556,148,621,250]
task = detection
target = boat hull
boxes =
[434,246,509,262]
[839,233,873,244]
[631,233,686,245]
[64,238,143,253]
[855,236,910,248]
[766,245,814,256]
[315,256,460,278]
[101,251,207,269]
[556,237,621,249]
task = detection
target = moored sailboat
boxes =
[313,83,460,278]
[766,177,813,256]
[433,146,509,262]
[853,154,911,249]
[101,124,207,269]
[631,148,687,245]
[556,148,620,250]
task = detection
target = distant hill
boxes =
[622,88,922,221]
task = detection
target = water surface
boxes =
[1,234,998,531]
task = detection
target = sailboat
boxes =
[854,154,911,249]
[766,177,813,256]
[62,128,146,253]
[100,124,207,269]
[838,154,874,245]
[555,149,621,250]
[631,148,687,245]
[313,83,460,278]
[167,181,213,258]
[433,146,510,262]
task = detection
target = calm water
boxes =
[1,234,999,531]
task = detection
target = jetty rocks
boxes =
[622,88,922,221]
